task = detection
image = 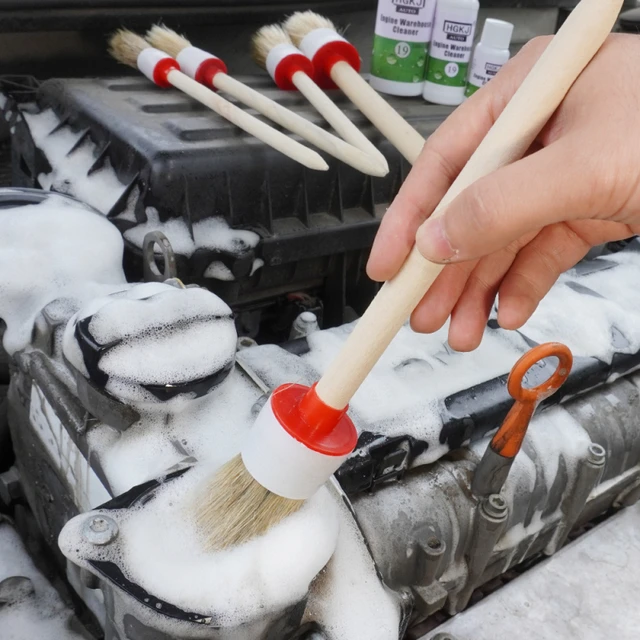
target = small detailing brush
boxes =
[195,0,622,551]
[251,24,388,173]
[146,25,388,177]
[195,383,357,550]
[108,29,328,172]
[284,11,425,165]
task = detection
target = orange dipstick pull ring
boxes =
[471,343,573,498]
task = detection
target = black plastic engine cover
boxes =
[11,76,453,329]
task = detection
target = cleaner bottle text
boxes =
[465,19,514,97]
[423,0,479,106]
[370,0,437,97]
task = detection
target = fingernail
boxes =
[416,216,457,262]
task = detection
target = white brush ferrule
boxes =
[177,46,217,78]
[241,395,349,500]
[299,28,348,60]
[137,47,179,87]
[266,43,299,81]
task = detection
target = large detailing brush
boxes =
[251,24,388,173]
[196,0,623,550]
[284,11,425,165]
[146,25,388,177]
[108,30,328,172]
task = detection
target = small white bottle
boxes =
[465,18,514,98]
[423,0,480,106]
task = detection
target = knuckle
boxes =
[465,179,505,236]
[508,269,545,305]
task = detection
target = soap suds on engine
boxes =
[0,197,126,354]
[0,522,88,640]
[305,482,402,640]
[21,109,129,213]
[21,108,262,259]
[59,469,341,628]
[519,252,640,363]
[123,207,260,259]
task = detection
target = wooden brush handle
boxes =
[213,73,387,176]
[315,0,623,410]
[167,70,328,172]
[330,61,425,164]
[291,70,387,166]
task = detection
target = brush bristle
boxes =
[284,11,337,47]
[193,455,304,550]
[251,24,291,69]
[108,29,149,68]
[146,24,191,58]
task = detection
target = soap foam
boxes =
[471,405,592,550]
[300,321,526,457]
[87,367,261,496]
[0,197,127,354]
[59,468,341,628]
[22,108,129,214]
[304,482,402,640]
[123,207,260,258]
[0,522,88,640]
[205,261,236,281]
[519,252,640,363]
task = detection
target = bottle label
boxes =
[374,0,437,41]
[371,36,429,83]
[426,7,477,88]
[465,49,505,96]
[371,0,437,83]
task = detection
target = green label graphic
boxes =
[425,57,469,87]
[371,35,428,84]
[464,82,480,97]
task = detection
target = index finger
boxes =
[366,36,552,283]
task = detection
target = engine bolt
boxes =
[82,515,119,545]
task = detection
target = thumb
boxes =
[415,138,593,263]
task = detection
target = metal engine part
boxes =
[3,192,640,640]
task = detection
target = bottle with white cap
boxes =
[422,0,480,106]
[369,0,437,97]
[465,18,514,97]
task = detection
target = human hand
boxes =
[367,34,640,352]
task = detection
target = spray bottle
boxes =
[370,0,438,97]
[423,0,480,106]
[465,18,514,97]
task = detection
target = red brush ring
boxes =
[152,58,180,88]
[275,54,314,91]
[312,41,361,90]
[270,383,358,456]
[196,58,228,89]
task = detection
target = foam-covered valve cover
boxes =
[62,282,236,409]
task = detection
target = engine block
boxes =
[2,192,640,640]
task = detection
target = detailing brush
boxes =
[283,11,426,165]
[146,25,388,177]
[195,0,623,551]
[108,29,328,172]
[251,24,388,173]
